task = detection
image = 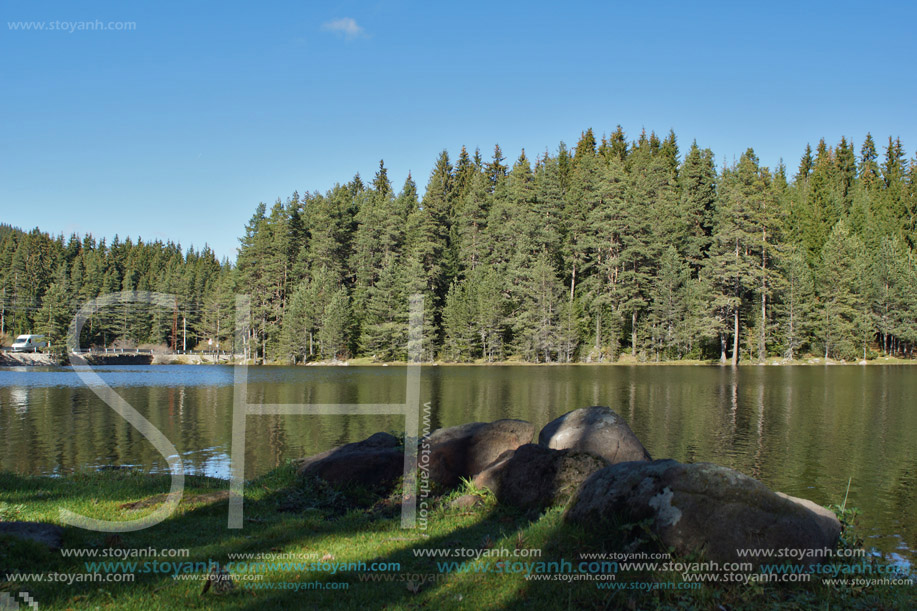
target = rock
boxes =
[297,432,404,490]
[425,422,486,488]
[447,494,485,511]
[467,420,535,475]
[775,492,844,546]
[0,522,63,550]
[565,460,841,566]
[425,420,534,488]
[473,444,608,511]
[539,406,651,464]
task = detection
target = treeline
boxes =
[2,128,916,362]
[0,226,231,351]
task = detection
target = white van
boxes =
[11,334,47,353]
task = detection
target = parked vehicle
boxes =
[11,334,47,353]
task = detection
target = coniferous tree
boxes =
[676,142,717,269]
[648,245,689,359]
[621,145,672,357]
[469,267,506,362]
[836,136,857,210]
[859,133,880,191]
[774,245,816,360]
[580,156,628,359]
[441,279,476,362]
[35,267,71,353]
[866,234,909,355]
[317,287,350,360]
[705,150,768,364]
[360,255,408,361]
[818,219,868,360]
[455,169,490,273]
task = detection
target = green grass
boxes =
[1,466,914,610]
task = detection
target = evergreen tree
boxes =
[455,169,490,273]
[705,150,770,365]
[359,255,408,361]
[648,246,689,359]
[469,267,506,362]
[510,252,565,362]
[580,156,628,359]
[866,234,909,355]
[836,136,857,209]
[676,142,717,268]
[774,245,816,359]
[35,267,71,353]
[484,145,507,194]
[316,287,350,360]
[441,278,476,362]
[621,146,672,357]
[607,125,628,163]
[817,220,869,360]
[859,133,880,189]
[796,144,813,181]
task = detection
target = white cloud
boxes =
[321,17,365,40]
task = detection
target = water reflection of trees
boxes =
[1,366,915,561]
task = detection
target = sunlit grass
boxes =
[1,465,913,610]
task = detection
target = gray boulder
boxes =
[467,419,535,475]
[565,459,841,566]
[425,420,534,488]
[297,432,404,490]
[425,422,486,488]
[539,406,651,464]
[473,444,608,511]
[0,522,63,550]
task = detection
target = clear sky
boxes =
[2,0,915,261]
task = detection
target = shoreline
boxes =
[2,352,916,368]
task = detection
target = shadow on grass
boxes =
[1,466,549,610]
[6,466,917,610]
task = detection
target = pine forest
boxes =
[2,128,916,364]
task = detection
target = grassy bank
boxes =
[1,466,913,610]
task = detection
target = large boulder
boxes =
[467,420,535,475]
[564,459,841,566]
[0,522,63,550]
[425,420,534,488]
[425,422,486,488]
[539,406,651,464]
[297,432,404,490]
[473,444,608,511]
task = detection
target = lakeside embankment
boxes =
[0,352,232,366]
[0,352,154,367]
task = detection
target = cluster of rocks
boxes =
[296,405,841,565]
[0,406,840,568]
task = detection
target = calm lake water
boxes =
[1,364,914,566]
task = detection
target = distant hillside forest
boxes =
[2,128,916,363]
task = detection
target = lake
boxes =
[0,364,914,567]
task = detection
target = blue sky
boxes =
[2,0,915,261]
